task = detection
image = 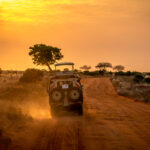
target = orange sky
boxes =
[0,0,150,71]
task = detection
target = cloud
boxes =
[0,0,150,24]
[0,0,97,23]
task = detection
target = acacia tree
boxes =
[95,62,112,71]
[113,65,125,72]
[29,44,63,71]
[80,65,91,71]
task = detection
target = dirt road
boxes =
[31,78,150,150]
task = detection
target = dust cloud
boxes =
[0,75,52,150]
[1,76,150,150]
[20,100,51,119]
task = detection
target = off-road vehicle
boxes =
[47,62,83,116]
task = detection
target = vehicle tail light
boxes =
[75,81,81,88]
[50,83,55,89]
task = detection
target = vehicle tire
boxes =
[50,89,64,102]
[78,105,83,116]
[68,88,81,100]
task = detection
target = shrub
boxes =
[133,74,144,83]
[99,70,105,75]
[19,68,44,83]
[132,72,143,76]
[124,71,132,76]
[146,72,150,75]
[83,71,90,75]
[115,71,125,76]
[144,78,150,84]
[82,71,100,76]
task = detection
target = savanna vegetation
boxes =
[0,43,150,150]
[29,44,63,71]
[0,68,49,149]
[19,69,44,83]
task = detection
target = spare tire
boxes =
[68,88,81,100]
[50,89,63,102]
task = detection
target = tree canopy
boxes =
[95,62,112,71]
[80,65,91,71]
[29,44,63,71]
[113,65,125,72]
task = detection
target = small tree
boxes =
[80,65,91,71]
[95,62,112,71]
[113,65,125,72]
[29,44,63,71]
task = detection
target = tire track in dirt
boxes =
[31,78,150,150]
[31,117,85,150]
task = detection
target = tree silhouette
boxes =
[96,62,112,71]
[29,44,63,71]
[113,65,125,72]
[80,65,91,71]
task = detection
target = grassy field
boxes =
[0,73,150,150]
[0,73,50,150]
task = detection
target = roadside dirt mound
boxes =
[112,76,150,102]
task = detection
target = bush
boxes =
[19,68,44,83]
[99,70,105,75]
[124,71,132,76]
[146,72,150,75]
[144,78,150,84]
[133,74,144,83]
[115,71,143,76]
[82,71,100,76]
[115,71,125,76]
[83,71,90,75]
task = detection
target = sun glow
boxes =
[0,0,49,23]
[0,0,95,23]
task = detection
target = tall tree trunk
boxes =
[47,64,52,72]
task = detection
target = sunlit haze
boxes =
[0,0,150,71]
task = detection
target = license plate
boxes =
[62,84,69,89]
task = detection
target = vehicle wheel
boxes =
[68,88,81,100]
[78,105,83,116]
[50,89,64,102]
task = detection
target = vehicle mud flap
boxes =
[78,104,83,116]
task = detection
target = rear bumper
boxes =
[50,102,82,110]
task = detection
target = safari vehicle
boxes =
[47,62,83,116]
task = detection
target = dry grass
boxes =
[112,76,150,102]
[0,73,51,150]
